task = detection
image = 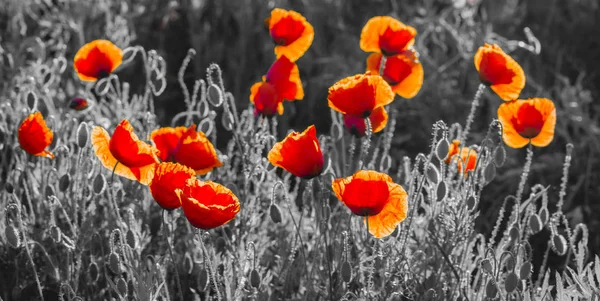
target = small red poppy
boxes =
[497,98,556,148]
[343,106,389,137]
[267,9,314,62]
[332,170,408,238]
[176,178,240,230]
[366,52,423,99]
[328,72,394,118]
[91,119,159,185]
[267,125,324,179]
[474,44,525,101]
[18,112,54,159]
[69,98,90,111]
[446,140,478,174]
[150,126,187,162]
[250,56,304,116]
[74,40,123,82]
[360,16,417,56]
[172,125,223,175]
[149,162,195,210]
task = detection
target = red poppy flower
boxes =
[149,162,195,210]
[150,126,187,161]
[332,170,408,238]
[328,72,394,118]
[250,56,304,116]
[18,112,54,159]
[343,106,389,137]
[474,44,525,101]
[74,40,123,82]
[446,140,477,174]
[176,178,240,230]
[267,125,324,179]
[366,52,423,99]
[360,16,417,56]
[267,8,314,62]
[69,98,90,111]
[497,98,556,148]
[91,120,159,185]
[172,125,222,175]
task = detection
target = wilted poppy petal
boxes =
[365,181,408,238]
[250,82,284,116]
[366,52,423,99]
[18,112,54,159]
[360,16,417,56]
[150,162,195,210]
[343,106,389,137]
[332,170,393,216]
[177,178,240,230]
[498,98,556,148]
[474,44,525,101]
[173,125,223,175]
[269,9,314,62]
[328,72,394,117]
[266,55,304,101]
[150,126,187,161]
[109,120,159,168]
[74,40,123,82]
[268,125,324,179]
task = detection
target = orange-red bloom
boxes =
[172,125,222,175]
[74,40,123,82]
[91,120,159,185]
[343,106,388,137]
[149,162,195,210]
[446,140,478,174]
[366,52,423,99]
[474,44,525,101]
[360,16,417,56]
[497,98,556,148]
[176,178,240,230]
[267,8,314,62]
[328,72,394,118]
[18,112,54,159]
[250,56,304,116]
[267,125,324,179]
[150,126,187,161]
[332,170,408,238]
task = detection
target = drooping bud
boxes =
[519,262,532,280]
[93,174,106,195]
[5,224,20,248]
[436,181,447,202]
[269,204,282,224]
[435,138,450,161]
[77,122,89,149]
[528,214,543,234]
[250,269,261,288]
[504,272,518,293]
[552,234,567,256]
[341,261,352,283]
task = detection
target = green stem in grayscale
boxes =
[162,211,183,301]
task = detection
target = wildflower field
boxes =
[2,0,600,300]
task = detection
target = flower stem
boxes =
[162,211,183,301]
[460,84,486,143]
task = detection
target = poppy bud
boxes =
[494,145,506,166]
[504,272,518,293]
[93,174,106,194]
[49,225,61,243]
[222,110,234,131]
[5,183,13,194]
[116,277,127,296]
[89,261,99,282]
[505,255,515,271]
[486,280,497,298]
[5,224,20,248]
[26,91,37,110]
[481,259,493,274]
[519,262,532,280]
[484,162,496,184]
[529,214,542,234]
[552,234,567,256]
[250,269,261,288]
[436,181,446,202]
[59,174,71,192]
[509,225,520,242]
[77,122,88,148]
[538,207,549,225]
[426,164,439,184]
[466,195,477,211]
[198,268,209,291]
[424,289,436,300]
[45,185,55,199]
[341,261,352,282]
[108,252,122,274]
[207,84,224,107]
[269,204,282,224]
[126,229,136,249]
[435,138,449,161]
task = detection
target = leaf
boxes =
[556,271,564,300]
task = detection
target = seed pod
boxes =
[505,272,518,293]
[59,174,71,192]
[77,122,88,148]
[126,229,136,249]
[250,269,260,288]
[108,252,122,274]
[481,259,493,274]
[89,261,99,282]
[494,145,506,167]
[269,204,282,224]
[519,262,532,280]
[426,164,439,184]
[49,225,61,243]
[552,234,567,256]
[538,207,549,225]
[5,224,21,248]
[116,277,127,296]
[466,195,477,211]
[341,261,352,282]
[93,174,106,194]
[198,268,209,291]
[436,181,447,202]
[484,162,496,184]
[528,214,542,234]
[435,138,450,161]
[486,280,497,298]
[207,84,224,107]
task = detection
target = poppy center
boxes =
[379,28,414,56]
[382,56,413,86]
[343,115,366,137]
[479,52,516,86]
[270,16,305,46]
[511,103,545,138]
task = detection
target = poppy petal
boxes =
[18,112,54,159]
[343,106,389,137]
[177,178,240,230]
[529,99,556,147]
[365,181,408,238]
[150,126,187,162]
[269,9,314,62]
[474,44,525,101]
[266,55,304,101]
[328,72,394,117]
[360,16,417,56]
[267,125,324,179]
[150,162,195,210]
[332,170,394,216]
[250,81,284,116]
[74,40,123,82]
[173,125,223,175]
[109,120,159,168]
[366,52,424,99]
